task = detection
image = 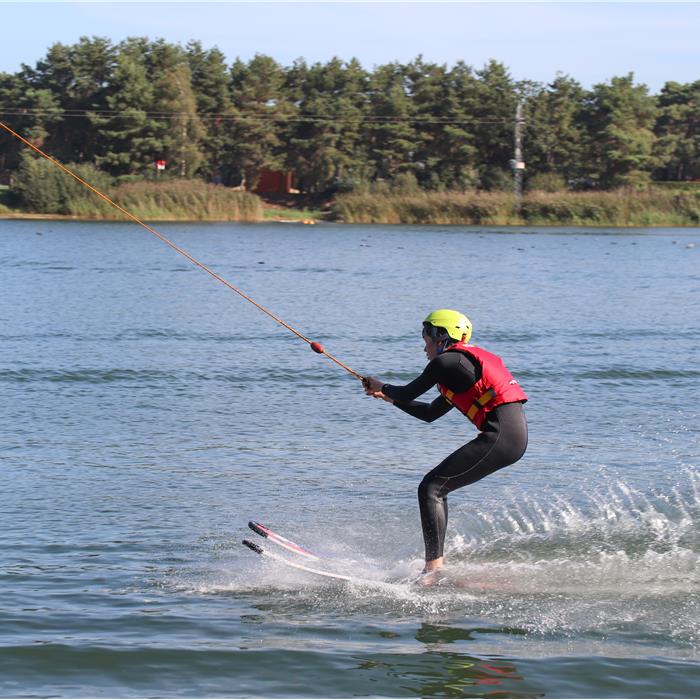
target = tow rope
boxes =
[0,121,364,383]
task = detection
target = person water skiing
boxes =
[363,310,528,584]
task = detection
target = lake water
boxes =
[1,219,699,698]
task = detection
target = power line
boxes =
[0,107,513,126]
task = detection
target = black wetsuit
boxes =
[382,350,528,561]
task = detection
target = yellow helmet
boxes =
[423,309,472,343]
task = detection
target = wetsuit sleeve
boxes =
[381,352,479,423]
[381,359,443,404]
[393,395,453,423]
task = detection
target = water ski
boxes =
[243,521,434,588]
[242,539,353,582]
[247,520,322,560]
[243,520,356,582]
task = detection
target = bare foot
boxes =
[414,568,445,587]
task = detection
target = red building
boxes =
[253,170,296,195]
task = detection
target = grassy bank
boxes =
[521,189,700,226]
[5,179,700,227]
[331,189,700,226]
[1,180,263,222]
[0,180,327,223]
[110,180,263,221]
[0,185,12,214]
[261,205,322,222]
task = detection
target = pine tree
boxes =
[524,74,588,188]
[186,41,236,182]
[5,38,700,197]
[654,80,700,181]
[88,44,161,176]
[583,73,659,188]
[473,60,518,190]
[285,57,369,193]
[404,56,447,189]
[29,37,116,162]
[405,58,480,190]
[228,54,292,189]
[0,70,63,172]
[158,62,206,178]
[364,62,417,183]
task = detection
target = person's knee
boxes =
[418,475,444,504]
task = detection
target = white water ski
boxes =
[241,539,354,582]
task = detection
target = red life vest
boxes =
[437,342,528,430]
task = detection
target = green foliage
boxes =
[12,152,113,215]
[186,41,235,181]
[9,156,262,220]
[472,61,518,189]
[526,172,567,192]
[670,192,700,224]
[0,186,11,213]
[333,189,700,226]
[390,172,421,194]
[364,62,416,183]
[88,46,160,175]
[652,181,700,192]
[26,37,117,163]
[331,191,514,224]
[0,70,63,171]
[407,59,481,190]
[480,167,515,192]
[111,179,262,220]
[583,74,659,188]
[157,62,206,178]
[286,57,368,193]
[524,74,588,183]
[654,80,700,181]
[3,38,700,220]
[227,54,292,188]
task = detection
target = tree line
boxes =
[1,36,699,195]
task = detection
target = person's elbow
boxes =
[422,413,441,423]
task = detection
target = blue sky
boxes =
[2,1,699,92]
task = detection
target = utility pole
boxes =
[512,100,526,205]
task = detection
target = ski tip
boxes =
[242,539,264,554]
[248,521,268,538]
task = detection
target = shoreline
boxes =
[2,211,699,229]
[3,188,700,228]
[4,180,699,228]
[0,211,317,224]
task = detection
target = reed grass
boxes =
[262,206,323,221]
[109,180,263,221]
[0,186,10,214]
[9,164,264,221]
[332,189,700,226]
[331,191,515,225]
[7,166,700,226]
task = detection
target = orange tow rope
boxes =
[0,121,364,383]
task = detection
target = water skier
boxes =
[363,310,528,584]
